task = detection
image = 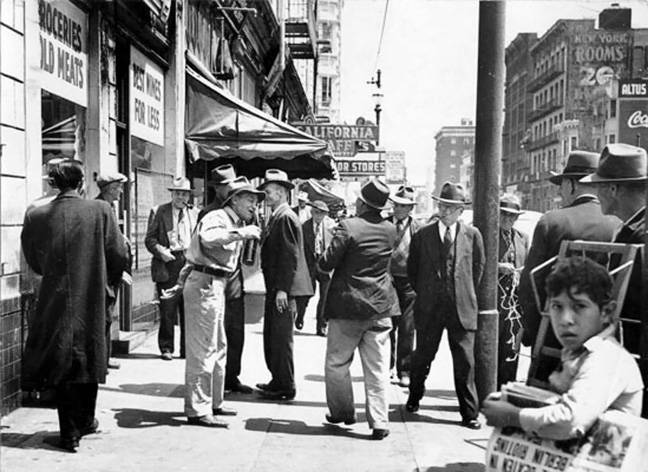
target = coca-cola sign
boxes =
[627,111,648,129]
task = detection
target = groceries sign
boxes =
[38,0,88,107]
[293,123,379,158]
[618,80,648,148]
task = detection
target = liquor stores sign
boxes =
[618,80,648,148]
[336,159,385,176]
[293,123,379,158]
[38,0,88,107]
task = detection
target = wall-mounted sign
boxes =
[38,0,88,107]
[292,123,379,158]
[336,159,385,176]
[130,46,165,146]
[619,80,648,99]
[618,80,648,148]
[384,151,406,183]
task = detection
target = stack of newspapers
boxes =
[500,382,560,408]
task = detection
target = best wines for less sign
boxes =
[38,0,88,107]
[130,46,165,146]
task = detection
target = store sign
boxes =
[384,151,406,183]
[130,47,165,146]
[618,80,648,147]
[619,80,648,99]
[293,123,379,158]
[38,0,88,107]
[336,159,385,176]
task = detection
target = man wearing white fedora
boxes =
[145,176,199,361]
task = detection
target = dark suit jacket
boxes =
[319,211,398,320]
[388,215,422,278]
[518,195,621,346]
[499,228,529,269]
[145,202,198,283]
[302,216,336,287]
[260,203,313,297]
[614,207,645,327]
[407,221,485,331]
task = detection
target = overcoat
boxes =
[260,203,313,297]
[407,220,485,331]
[302,216,336,287]
[21,191,129,386]
[518,195,621,346]
[145,202,198,283]
[319,212,399,320]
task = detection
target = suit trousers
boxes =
[325,318,392,429]
[295,277,330,331]
[409,300,479,422]
[263,289,296,391]
[224,297,245,388]
[55,382,98,440]
[156,253,186,356]
[183,270,228,417]
[389,276,415,375]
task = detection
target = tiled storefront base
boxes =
[1,296,25,416]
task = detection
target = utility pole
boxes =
[473,0,505,402]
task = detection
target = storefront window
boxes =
[41,90,86,195]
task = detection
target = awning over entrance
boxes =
[185,68,336,180]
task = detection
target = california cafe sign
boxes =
[292,123,379,158]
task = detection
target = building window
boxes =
[570,136,578,151]
[610,99,617,118]
[609,134,616,144]
[321,76,332,106]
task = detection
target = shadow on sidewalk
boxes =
[113,408,186,428]
[303,374,364,382]
[245,417,372,440]
[1,431,61,451]
[117,353,163,360]
[100,383,184,398]
[423,389,457,400]
[416,463,485,472]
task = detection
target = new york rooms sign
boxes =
[618,80,648,148]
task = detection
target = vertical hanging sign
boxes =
[129,46,165,146]
[38,0,88,107]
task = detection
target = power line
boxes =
[374,0,390,72]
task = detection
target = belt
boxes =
[192,265,231,278]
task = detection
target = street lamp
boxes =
[373,92,383,146]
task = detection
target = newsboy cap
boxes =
[97,171,128,188]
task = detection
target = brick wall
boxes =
[0,296,24,416]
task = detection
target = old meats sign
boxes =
[618,80,648,148]
[292,123,379,158]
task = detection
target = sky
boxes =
[339,0,648,186]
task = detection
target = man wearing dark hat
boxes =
[183,177,263,427]
[387,185,421,388]
[405,182,484,430]
[198,164,237,222]
[496,194,529,387]
[580,143,647,363]
[257,169,313,400]
[518,150,620,356]
[319,177,399,440]
[296,199,336,336]
[145,176,199,360]
[95,171,130,371]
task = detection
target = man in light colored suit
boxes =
[405,182,484,430]
[296,200,336,336]
[145,177,198,360]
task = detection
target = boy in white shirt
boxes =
[482,256,643,440]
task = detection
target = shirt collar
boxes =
[223,205,242,225]
[438,220,457,240]
[561,323,617,361]
[623,206,646,227]
[272,202,290,216]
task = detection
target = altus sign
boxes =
[618,80,648,147]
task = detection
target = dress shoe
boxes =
[213,407,237,416]
[325,414,356,425]
[316,328,327,337]
[405,400,419,413]
[79,418,99,436]
[187,414,228,428]
[295,319,304,330]
[58,437,79,453]
[256,382,275,392]
[258,389,296,401]
[226,382,253,394]
[372,428,390,440]
[461,419,482,430]
[107,359,121,369]
[398,374,410,388]
[161,352,173,361]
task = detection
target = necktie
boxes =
[443,226,452,253]
[177,209,186,248]
[396,220,404,235]
[314,222,323,255]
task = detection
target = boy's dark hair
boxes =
[50,159,84,190]
[545,256,613,307]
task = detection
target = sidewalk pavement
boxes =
[0,306,500,472]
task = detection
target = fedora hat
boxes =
[222,176,265,205]
[580,143,647,183]
[432,182,470,205]
[209,164,236,186]
[390,185,416,205]
[168,176,192,192]
[97,171,128,188]
[548,150,599,185]
[499,193,523,215]
[358,177,390,210]
[308,200,329,213]
[297,191,309,202]
[257,169,295,190]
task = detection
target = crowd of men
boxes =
[19,142,647,451]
